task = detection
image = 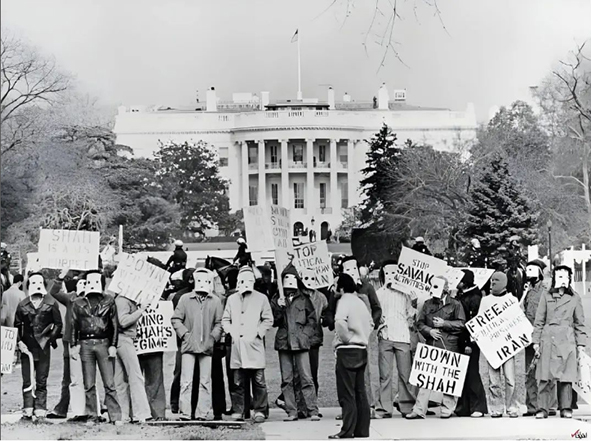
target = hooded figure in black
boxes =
[454,269,488,417]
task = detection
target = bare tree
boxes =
[1,33,71,155]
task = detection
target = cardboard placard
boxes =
[409,343,469,397]
[574,351,591,405]
[1,326,18,374]
[391,247,449,306]
[466,296,532,369]
[244,206,274,253]
[443,267,466,290]
[275,241,333,289]
[26,253,42,274]
[108,253,170,310]
[460,267,495,289]
[135,301,177,355]
[269,205,291,250]
[38,229,100,270]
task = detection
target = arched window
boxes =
[294,221,304,237]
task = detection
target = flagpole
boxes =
[297,31,302,100]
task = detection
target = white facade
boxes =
[113,87,478,238]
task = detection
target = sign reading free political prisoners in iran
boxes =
[108,253,170,310]
[391,247,448,305]
[38,229,100,270]
[134,301,177,355]
[1,327,18,374]
[466,295,533,369]
[275,241,333,289]
[409,343,469,397]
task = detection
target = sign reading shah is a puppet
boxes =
[38,229,100,270]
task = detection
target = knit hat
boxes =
[281,262,300,280]
[460,269,475,287]
[238,265,254,277]
[526,259,546,272]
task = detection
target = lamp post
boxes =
[547,220,553,272]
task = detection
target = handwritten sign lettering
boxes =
[38,229,100,270]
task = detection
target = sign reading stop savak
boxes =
[466,295,532,369]
[38,229,100,270]
[409,343,469,397]
[1,326,18,374]
[275,241,333,289]
[108,253,169,310]
[135,301,177,355]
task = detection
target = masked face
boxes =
[554,269,570,289]
[526,265,541,282]
[283,274,298,290]
[85,273,103,295]
[237,271,255,295]
[194,269,214,295]
[383,264,397,289]
[28,274,47,297]
[300,268,317,290]
[76,279,86,296]
[430,277,445,299]
[342,260,361,285]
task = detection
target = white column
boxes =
[306,138,314,214]
[281,139,289,207]
[347,139,355,208]
[330,139,339,211]
[258,140,266,206]
[240,141,249,207]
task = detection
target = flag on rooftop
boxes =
[291,29,298,43]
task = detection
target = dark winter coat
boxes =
[522,280,548,325]
[412,244,432,256]
[71,293,119,347]
[271,290,317,351]
[14,295,63,360]
[457,286,482,351]
[49,279,80,344]
[167,247,187,272]
[416,295,466,353]
[305,288,328,348]
[465,247,486,268]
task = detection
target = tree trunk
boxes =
[583,143,591,244]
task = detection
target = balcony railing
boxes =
[265,162,280,169]
[314,161,329,168]
[289,161,307,169]
[248,163,258,170]
[320,207,333,214]
[339,161,348,169]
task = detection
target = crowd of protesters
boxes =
[0,235,587,440]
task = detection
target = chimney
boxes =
[343,92,351,102]
[327,87,335,110]
[261,91,270,109]
[378,83,389,110]
[206,87,217,112]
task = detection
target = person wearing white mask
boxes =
[533,265,587,419]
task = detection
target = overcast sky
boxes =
[2,0,590,121]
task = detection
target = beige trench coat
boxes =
[222,290,273,370]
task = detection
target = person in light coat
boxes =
[533,265,587,419]
[222,266,273,423]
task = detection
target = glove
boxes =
[465,346,472,355]
[70,345,80,360]
[108,346,117,358]
[58,267,70,280]
[533,343,541,359]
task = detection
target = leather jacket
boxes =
[14,295,63,359]
[71,293,118,347]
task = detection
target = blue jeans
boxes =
[21,348,51,414]
[80,339,122,421]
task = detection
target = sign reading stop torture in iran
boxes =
[38,229,100,270]
[391,247,448,305]
[108,253,170,310]
[573,351,591,405]
[1,327,18,374]
[275,241,333,289]
[466,295,533,369]
[134,301,177,355]
[409,343,469,397]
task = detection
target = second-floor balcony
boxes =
[289,161,307,169]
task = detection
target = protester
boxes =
[222,268,240,416]
[171,268,223,421]
[521,259,556,417]
[254,266,278,302]
[374,260,416,419]
[71,270,122,425]
[480,271,520,418]
[222,266,273,423]
[330,273,373,439]
[46,269,87,421]
[1,273,25,327]
[532,265,587,419]
[271,264,321,422]
[113,293,152,423]
[14,272,63,422]
[455,269,488,418]
[166,240,187,274]
[0,242,12,289]
[411,237,432,256]
[406,276,466,420]
[505,236,526,301]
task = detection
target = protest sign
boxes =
[37,229,100,270]
[574,351,591,405]
[460,267,495,289]
[244,206,274,252]
[135,301,177,355]
[466,295,532,369]
[275,241,333,289]
[1,327,18,374]
[26,253,42,274]
[409,343,469,397]
[108,253,169,310]
[391,247,448,306]
[270,205,291,250]
[444,267,466,290]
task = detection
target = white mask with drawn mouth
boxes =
[383,264,397,289]
[193,269,214,295]
[28,274,47,297]
[526,265,541,281]
[283,274,298,290]
[237,271,255,295]
[342,260,361,285]
[85,273,103,295]
[76,279,86,296]
[554,269,570,289]
[430,277,446,299]
[300,268,317,290]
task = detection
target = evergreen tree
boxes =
[462,152,539,264]
[359,123,402,225]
